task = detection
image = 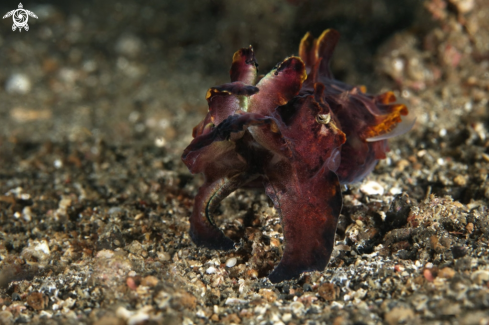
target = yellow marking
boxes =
[378,91,397,104]
[299,32,316,62]
[328,120,346,144]
[206,88,231,101]
[232,49,244,63]
[205,88,213,100]
[270,120,280,133]
[315,29,340,65]
[362,104,408,139]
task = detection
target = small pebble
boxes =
[96,249,115,259]
[438,267,456,279]
[290,301,305,316]
[116,307,134,320]
[471,270,489,285]
[116,34,143,57]
[282,313,292,322]
[39,311,52,318]
[448,0,474,13]
[225,257,237,268]
[34,240,51,255]
[206,266,217,274]
[128,311,150,325]
[452,246,467,259]
[423,269,435,282]
[225,298,249,305]
[127,277,139,290]
[389,187,402,195]
[157,251,171,261]
[10,107,52,122]
[141,276,159,287]
[453,175,467,186]
[360,181,384,196]
[26,292,46,310]
[5,73,31,94]
[384,307,415,325]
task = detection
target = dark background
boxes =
[0,0,428,148]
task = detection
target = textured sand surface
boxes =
[1,0,489,324]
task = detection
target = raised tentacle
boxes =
[193,82,260,138]
[230,46,258,85]
[299,32,317,73]
[249,57,307,116]
[206,82,259,125]
[316,29,340,79]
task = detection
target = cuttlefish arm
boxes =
[183,113,272,250]
[258,79,345,283]
[190,172,259,250]
[265,164,342,283]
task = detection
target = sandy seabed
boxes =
[1,0,489,324]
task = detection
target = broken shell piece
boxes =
[360,181,384,196]
[206,266,217,274]
[226,257,237,268]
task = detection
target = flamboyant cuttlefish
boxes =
[182,29,413,283]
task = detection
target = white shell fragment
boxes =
[360,181,384,196]
[205,266,217,274]
[5,73,32,94]
[225,257,237,268]
[389,187,402,195]
[34,240,51,255]
[225,298,250,305]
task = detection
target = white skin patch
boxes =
[319,125,329,136]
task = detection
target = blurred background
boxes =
[0,0,433,149]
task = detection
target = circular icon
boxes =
[14,10,28,28]
[2,3,38,32]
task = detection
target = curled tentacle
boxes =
[190,173,259,250]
